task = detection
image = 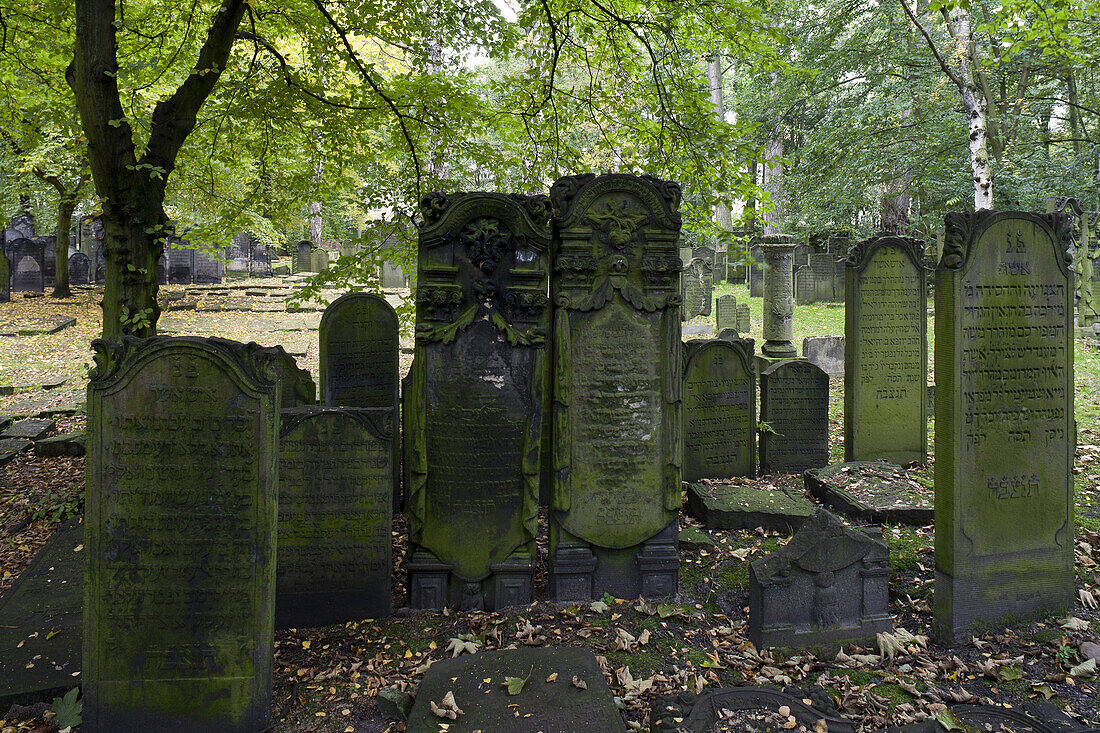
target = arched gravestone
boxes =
[715,294,738,331]
[295,241,313,273]
[933,211,1075,644]
[683,338,755,481]
[84,336,280,733]
[406,192,552,611]
[844,235,926,464]
[68,252,91,285]
[277,406,394,629]
[549,173,683,601]
[10,238,44,292]
[759,359,830,474]
[319,293,399,410]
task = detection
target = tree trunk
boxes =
[950,8,993,210]
[707,55,734,232]
[763,136,784,234]
[52,196,77,298]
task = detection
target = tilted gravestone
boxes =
[406,192,551,610]
[759,359,830,474]
[682,338,755,481]
[84,336,280,732]
[319,293,399,411]
[933,211,1075,643]
[845,235,926,464]
[549,173,682,601]
[10,238,43,292]
[0,250,10,302]
[680,257,712,320]
[715,294,738,332]
[277,407,394,629]
[68,252,90,285]
[749,509,891,651]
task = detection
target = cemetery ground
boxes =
[1,280,1100,732]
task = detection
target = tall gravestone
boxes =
[844,235,927,464]
[68,253,91,286]
[84,336,279,732]
[277,406,394,628]
[933,211,1075,643]
[715,294,738,332]
[40,236,56,287]
[736,303,751,332]
[549,173,682,601]
[794,265,816,305]
[0,250,9,302]
[759,359,830,474]
[295,241,313,273]
[683,338,755,481]
[250,245,271,277]
[10,238,44,292]
[319,293,399,410]
[681,257,712,319]
[406,192,551,610]
[1084,212,1100,328]
[194,249,223,283]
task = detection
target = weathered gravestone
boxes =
[681,257,712,320]
[39,236,55,287]
[84,336,280,732]
[193,249,223,283]
[933,211,1075,643]
[651,686,854,733]
[549,173,682,601]
[309,248,329,273]
[319,292,399,410]
[0,250,10,302]
[10,238,43,292]
[406,192,551,610]
[406,647,627,733]
[845,235,927,464]
[295,240,313,272]
[759,236,799,360]
[715,294,738,332]
[250,244,271,277]
[380,259,408,288]
[273,347,316,408]
[736,302,751,332]
[1081,211,1100,329]
[682,338,755,481]
[794,265,817,305]
[759,359,830,474]
[810,252,839,302]
[167,240,195,284]
[277,406,394,628]
[68,252,90,285]
[156,254,169,284]
[749,509,891,651]
[803,335,845,377]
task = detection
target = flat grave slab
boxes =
[0,438,32,467]
[687,482,817,533]
[0,419,55,441]
[879,702,1093,733]
[651,686,854,733]
[33,432,86,458]
[0,520,84,708]
[0,316,76,337]
[406,647,627,733]
[804,462,933,525]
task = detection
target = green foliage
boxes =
[50,687,82,728]
[31,487,86,525]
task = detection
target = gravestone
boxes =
[692,245,715,267]
[715,294,738,332]
[39,236,56,286]
[794,264,816,305]
[682,338,755,481]
[793,242,813,267]
[687,482,816,533]
[295,240,313,272]
[749,509,891,650]
[809,252,839,302]
[156,254,169,284]
[1081,211,1100,328]
[0,250,9,302]
[5,213,35,241]
[549,173,682,601]
[759,236,798,359]
[803,335,845,377]
[845,235,927,464]
[68,252,90,285]
[309,248,329,272]
[250,244,271,277]
[406,647,626,733]
[319,293,399,410]
[681,257,712,319]
[84,336,280,732]
[652,687,853,733]
[380,259,407,288]
[804,462,933,525]
[748,264,763,297]
[277,407,394,628]
[193,249,223,283]
[167,240,195,284]
[933,211,1074,643]
[713,247,727,283]
[227,232,249,260]
[273,347,316,408]
[406,191,551,610]
[735,303,751,332]
[759,359,829,474]
[10,239,43,292]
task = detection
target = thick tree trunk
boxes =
[52,197,77,298]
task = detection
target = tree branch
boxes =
[897,0,966,91]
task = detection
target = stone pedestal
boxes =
[759,235,798,358]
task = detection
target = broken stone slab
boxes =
[0,519,84,708]
[0,316,76,337]
[407,647,627,733]
[376,688,413,721]
[0,419,56,441]
[878,702,1094,733]
[33,432,85,458]
[0,438,32,467]
[804,462,933,525]
[678,526,716,552]
[651,686,854,733]
[687,482,817,533]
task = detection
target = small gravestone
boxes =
[681,257,712,320]
[10,239,43,292]
[380,259,407,288]
[687,482,816,533]
[84,336,280,732]
[682,338,755,481]
[406,647,626,733]
[277,407,394,628]
[933,211,1075,643]
[0,519,83,708]
[407,192,551,610]
[68,253,90,285]
[549,174,682,601]
[803,335,845,377]
[804,462,933,525]
[735,303,751,332]
[794,265,817,305]
[845,235,926,464]
[715,294,738,331]
[0,250,9,302]
[759,359,829,474]
[295,240,313,272]
[319,293,399,411]
[749,509,891,650]
[651,686,854,733]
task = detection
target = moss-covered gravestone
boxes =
[277,406,394,629]
[844,235,927,464]
[406,192,551,610]
[683,338,755,481]
[549,173,682,601]
[85,336,280,732]
[319,293,398,410]
[933,211,1075,643]
[759,359,829,474]
[273,346,316,409]
[681,257,712,320]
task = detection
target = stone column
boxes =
[759,234,797,358]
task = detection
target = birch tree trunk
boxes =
[952,8,994,210]
[707,55,734,231]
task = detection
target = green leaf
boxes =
[935,709,965,731]
[51,687,82,728]
[503,676,526,695]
